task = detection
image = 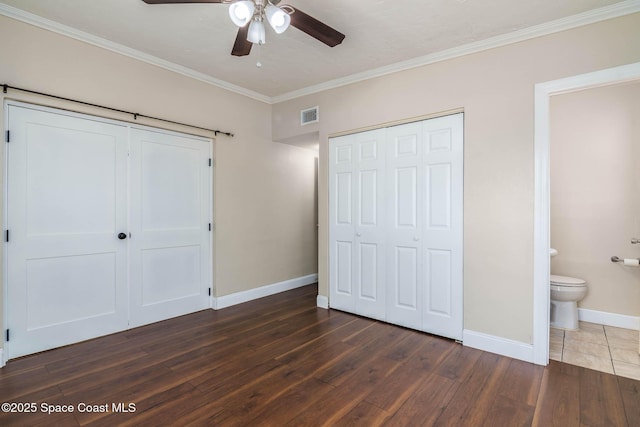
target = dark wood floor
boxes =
[1,284,639,426]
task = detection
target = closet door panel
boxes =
[335,240,354,296]
[330,135,357,312]
[354,130,386,319]
[421,114,464,340]
[426,249,453,315]
[394,246,419,308]
[386,122,423,329]
[426,163,452,230]
[358,243,378,300]
[359,170,377,226]
[330,130,386,319]
[395,167,418,228]
[336,172,353,225]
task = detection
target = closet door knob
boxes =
[413,237,420,241]
[118,232,127,240]
[356,232,362,237]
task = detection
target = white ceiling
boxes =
[0,0,634,101]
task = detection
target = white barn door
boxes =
[6,105,129,358]
[129,128,211,327]
[5,103,212,359]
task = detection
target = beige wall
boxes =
[272,13,640,344]
[0,15,318,352]
[551,82,640,317]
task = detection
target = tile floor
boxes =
[550,322,640,380]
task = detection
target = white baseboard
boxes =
[316,295,328,309]
[578,308,640,330]
[463,329,534,364]
[0,349,4,368]
[212,273,318,310]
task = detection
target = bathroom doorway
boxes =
[548,81,640,379]
[533,62,640,368]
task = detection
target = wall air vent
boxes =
[300,106,319,126]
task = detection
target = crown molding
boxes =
[1,1,639,105]
[0,2,272,104]
[270,0,640,103]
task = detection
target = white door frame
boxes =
[533,62,640,365]
[2,100,214,365]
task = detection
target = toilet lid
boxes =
[550,274,586,286]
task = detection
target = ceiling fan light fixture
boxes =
[265,4,290,34]
[247,19,266,44]
[228,1,255,27]
[143,0,345,57]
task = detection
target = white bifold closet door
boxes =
[329,113,463,340]
[329,128,386,320]
[5,103,211,359]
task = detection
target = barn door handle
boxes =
[118,233,127,240]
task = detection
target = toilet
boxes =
[550,275,588,330]
[549,248,588,330]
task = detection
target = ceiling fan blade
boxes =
[142,0,225,4]
[285,6,345,47]
[231,25,252,56]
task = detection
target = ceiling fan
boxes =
[141,0,345,57]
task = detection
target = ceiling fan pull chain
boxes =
[256,42,263,68]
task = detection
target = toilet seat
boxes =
[550,274,586,287]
